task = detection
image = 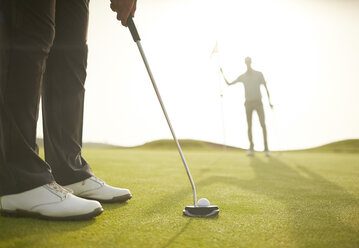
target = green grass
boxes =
[0,147,359,248]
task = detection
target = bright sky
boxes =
[37,0,359,150]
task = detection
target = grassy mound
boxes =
[38,138,359,153]
[140,139,243,151]
[308,139,359,153]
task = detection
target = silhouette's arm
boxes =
[220,68,239,86]
[260,72,273,109]
[264,84,274,109]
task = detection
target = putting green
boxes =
[0,146,358,248]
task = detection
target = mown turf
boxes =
[0,148,358,248]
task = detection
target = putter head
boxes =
[183,205,219,218]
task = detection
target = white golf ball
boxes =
[197,198,210,207]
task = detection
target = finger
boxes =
[117,12,127,26]
[119,8,131,26]
[116,12,126,26]
[110,2,118,12]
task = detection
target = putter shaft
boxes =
[135,40,198,206]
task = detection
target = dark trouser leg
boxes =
[256,103,268,151]
[42,0,93,186]
[0,0,55,196]
[245,102,254,150]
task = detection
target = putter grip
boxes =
[127,16,141,42]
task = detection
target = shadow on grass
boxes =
[162,214,219,248]
[143,152,230,216]
[197,152,227,175]
[0,215,96,245]
[146,155,359,246]
[162,219,192,248]
[102,201,130,211]
[201,156,359,246]
[0,201,132,246]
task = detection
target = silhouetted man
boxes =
[221,57,273,156]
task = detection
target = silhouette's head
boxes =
[245,57,252,68]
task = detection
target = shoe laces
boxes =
[47,182,72,198]
[79,176,105,186]
[91,176,105,185]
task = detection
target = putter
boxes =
[126,17,219,217]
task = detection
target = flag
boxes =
[210,41,219,57]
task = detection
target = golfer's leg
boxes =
[0,0,7,87]
[245,102,254,150]
[0,0,54,196]
[41,0,131,203]
[0,0,8,171]
[257,103,268,151]
[0,1,104,221]
[42,0,93,186]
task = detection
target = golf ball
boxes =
[197,198,210,207]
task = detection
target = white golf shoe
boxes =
[64,176,132,203]
[265,150,271,157]
[0,182,103,220]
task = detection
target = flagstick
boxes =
[218,67,227,152]
[216,47,227,152]
[210,42,227,152]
